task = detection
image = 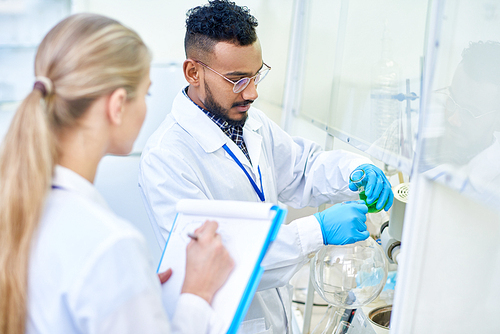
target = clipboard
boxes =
[157,199,286,334]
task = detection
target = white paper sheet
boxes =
[158,199,280,333]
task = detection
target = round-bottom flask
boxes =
[311,237,388,309]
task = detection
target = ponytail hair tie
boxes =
[33,76,54,97]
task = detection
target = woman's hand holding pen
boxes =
[181,220,235,304]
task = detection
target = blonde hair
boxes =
[0,13,151,333]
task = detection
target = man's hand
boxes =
[348,164,394,211]
[314,201,369,245]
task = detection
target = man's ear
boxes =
[107,88,127,125]
[184,59,201,87]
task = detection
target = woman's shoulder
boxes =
[29,190,159,332]
[46,189,140,239]
[34,190,148,280]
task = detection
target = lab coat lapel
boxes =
[171,89,263,182]
[225,138,253,169]
[243,115,263,174]
[223,109,264,177]
[171,90,227,154]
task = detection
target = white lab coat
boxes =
[138,89,370,334]
[27,165,216,334]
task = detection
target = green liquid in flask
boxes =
[359,190,382,213]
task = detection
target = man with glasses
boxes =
[139,1,393,333]
[425,41,500,204]
[437,41,500,166]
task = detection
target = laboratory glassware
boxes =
[349,169,387,213]
[311,237,388,309]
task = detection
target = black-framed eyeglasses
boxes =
[195,60,271,93]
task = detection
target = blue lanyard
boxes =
[222,144,265,202]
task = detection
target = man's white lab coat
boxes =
[139,89,370,333]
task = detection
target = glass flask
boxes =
[311,237,388,309]
[349,169,384,213]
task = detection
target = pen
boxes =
[187,233,198,241]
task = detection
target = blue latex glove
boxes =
[314,201,369,245]
[348,164,394,211]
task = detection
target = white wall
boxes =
[75,0,294,124]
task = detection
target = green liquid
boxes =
[359,190,382,213]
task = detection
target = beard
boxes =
[203,81,251,127]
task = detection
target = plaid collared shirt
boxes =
[183,87,252,164]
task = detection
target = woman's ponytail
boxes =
[0,87,55,334]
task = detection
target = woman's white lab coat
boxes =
[27,166,215,334]
[139,89,370,333]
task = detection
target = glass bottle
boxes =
[349,169,383,213]
[370,22,402,148]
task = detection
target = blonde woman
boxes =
[0,13,234,334]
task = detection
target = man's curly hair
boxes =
[184,0,258,59]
